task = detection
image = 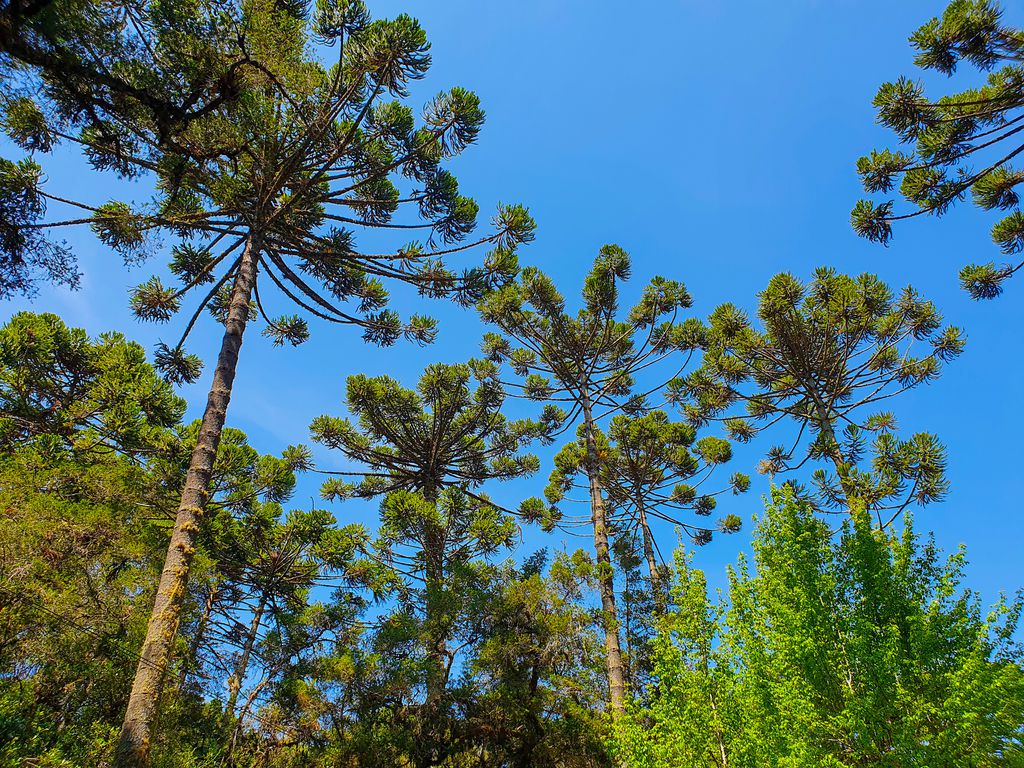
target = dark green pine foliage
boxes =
[467,550,610,767]
[0,0,251,136]
[194,501,362,759]
[548,410,748,693]
[672,269,964,528]
[851,0,1024,298]
[599,412,749,609]
[2,0,535,376]
[310,362,554,768]
[0,0,255,297]
[0,311,184,455]
[476,245,703,719]
[0,313,182,764]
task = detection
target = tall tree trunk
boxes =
[177,578,220,689]
[581,397,626,718]
[417,485,450,768]
[226,591,266,717]
[637,500,664,613]
[115,236,260,768]
[421,484,448,711]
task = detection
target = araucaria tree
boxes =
[0,0,257,297]
[674,269,964,528]
[851,0,1024,298]
[310,362,554,767]
[477,245,710,718]
[2,2,534,764]
[598,411,748,613]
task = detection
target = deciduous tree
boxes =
[615,489,1024,767]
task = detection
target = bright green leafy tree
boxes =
[615,489,1024,767]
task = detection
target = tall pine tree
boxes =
[477,245,702,718]
[5,3,540,761]
[311,362,553,766]
[673,269,964,527]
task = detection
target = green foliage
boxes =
[311,361,560,765]
[3,0,536,370]
[0,312,184,455]
[479,245,719,718]
[853,0,1024,298]
[465,551,610,767]
[672,269,962,525]
[614,489,1024,767]
[602,411,749,545]
[312,362,552,503]
[0,314,182,764]
[0,157,76,297]
[0,312,334,767]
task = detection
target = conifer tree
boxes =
[2,3,538,761]
[0,0,265,297]
[560,411,749,614]
[310,362,552,767]
[0,0,252,139]
[476,245,701,718]
[468,549,608,766]
[851,0,1024,298]
[0,338,317,768]
[0,315,186,765]
[673,269,964,527]
[0,311,184,454]
[203,503,359,758]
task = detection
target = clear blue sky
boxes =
[9,0,1022,604]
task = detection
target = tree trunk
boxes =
[177,578,220,689]
[637,501,664,613]
[581,398,626,718]
[115,236,260,768]
[417,485,450,768]
[226,591,266,717]
[421,485,448,711]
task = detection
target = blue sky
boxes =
[9,0,1023,605]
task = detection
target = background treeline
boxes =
[0,0,1022,766]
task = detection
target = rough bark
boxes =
[114,236,259,768]
[581,397,626,718]
[637,501,664,613]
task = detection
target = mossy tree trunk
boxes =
[115,235,260,768]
